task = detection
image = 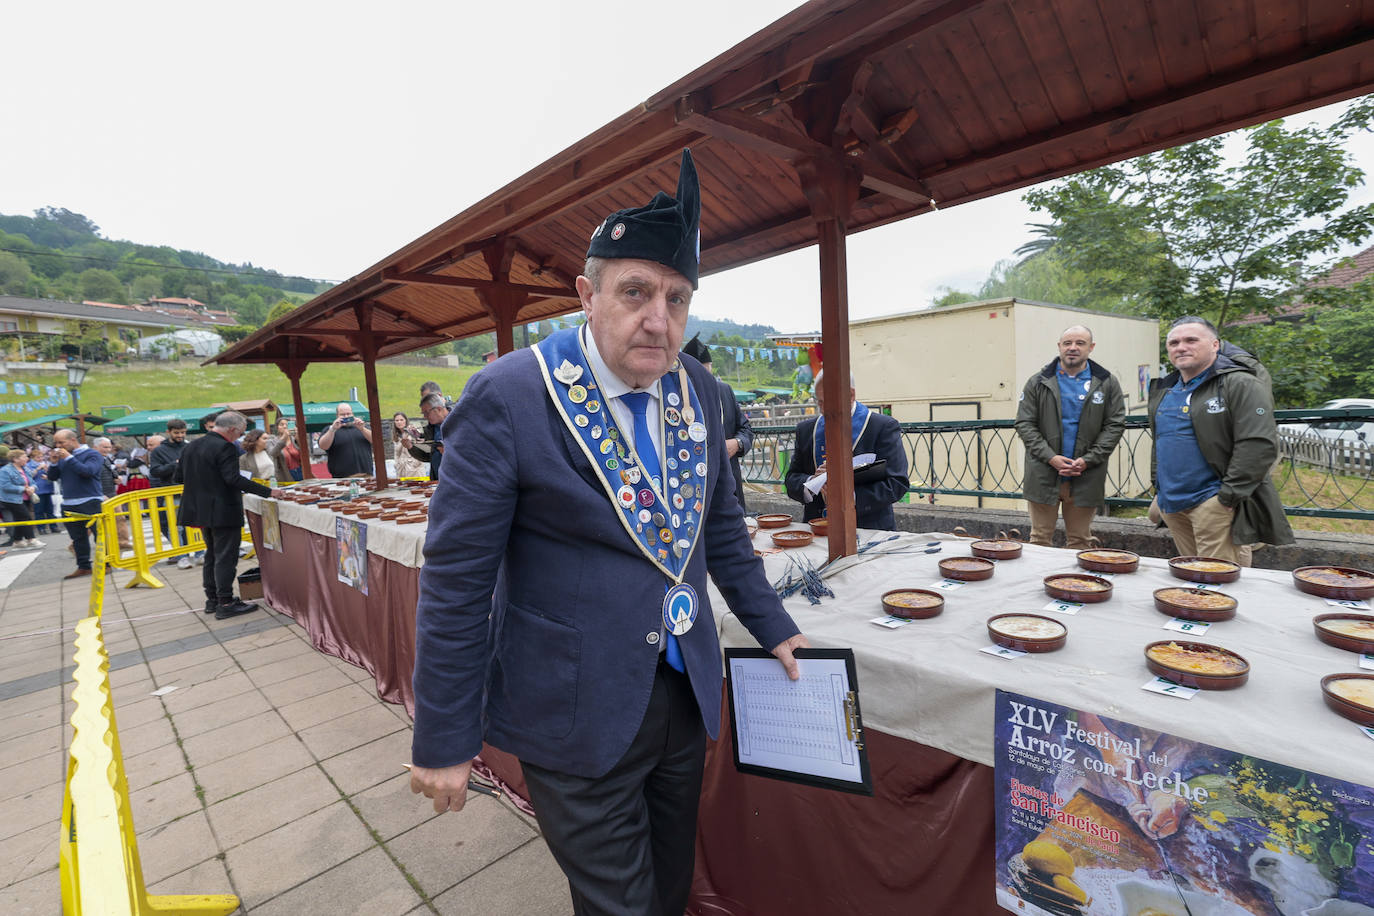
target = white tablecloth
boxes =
[245,490,428,568]
[713,525,1374,788]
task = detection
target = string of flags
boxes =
[527,318,798,362]
[0,383,70,417]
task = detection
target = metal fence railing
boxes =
[741,408,1374,522]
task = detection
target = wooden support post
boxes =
[494,314,516,355]
[357,332,389,489]
[279,360,313,480]
[483,241,529,356]
[797,158,861,560]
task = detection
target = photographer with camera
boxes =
[317,403,373,478]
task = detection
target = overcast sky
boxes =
[4,1,1372,333]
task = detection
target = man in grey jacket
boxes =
[1014,325,1127,548]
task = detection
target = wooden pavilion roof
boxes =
[214,0,1374,366]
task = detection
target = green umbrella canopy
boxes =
[278,401,371,432]
[101,407,229,437]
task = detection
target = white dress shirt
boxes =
[583,327,664,468]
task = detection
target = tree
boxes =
[0,251,33,294]
[1315,276,1374,397]
[934,251,1132,311]
[34,207,99,236]
[265,299,296,323]
[1022,98,1374,328]
[130,274,163,301]
[78,268,125,304]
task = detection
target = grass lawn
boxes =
[1,361,482,431]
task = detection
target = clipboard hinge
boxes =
[844,691,863,750]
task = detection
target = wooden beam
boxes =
[277,359,314,480]
[380,269,578,300]
[276,329,447,343]
[353,306,390,490]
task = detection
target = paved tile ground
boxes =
[0,547,571,914]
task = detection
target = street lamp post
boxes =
[67,363,89,440]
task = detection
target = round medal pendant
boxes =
[663,583,698,637]
[574,414,589,428]
[638,489,655,508]
[617,486,635,508]
[667,392,681,407]
[568,385,588,404]
[599,438,614,454]
[605,457,619,470]
[586,400,601,414]
[665,407,681,426]
[678,448,691,463]
[638,508,652,524]
[591,426,604,440]
[688,422,707,442]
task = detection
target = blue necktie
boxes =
[621,391,684,672]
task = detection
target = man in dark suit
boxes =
[785,370,911,530]
[175,411,283,619]
[681,334,753,512]
[408,150,807,916]
[48,427,107,579]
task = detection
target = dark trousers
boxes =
[34,493,56,532]
[0,501,28,545]
[520,659,705,916]
[200,526,241,602]
[62,499,103,570]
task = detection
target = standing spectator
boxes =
[1013,325,1127,549]
[267,417,303,482]
[1148,316,1294,564]
[175,411,283,619]
[126,435,160,495]
[149,419,199,568]
[392,413,426,480]
[402,395,448,480]
[93,437,132,550]
[0,449,42,549]
[681,335,753,512]
[30,447,59,534]
[317,403,373,477]
[239,429,275,480]
[48,428,105,579]
[420,380,454,410]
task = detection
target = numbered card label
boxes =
[870,615,913,629]
[1142,676,1199,700]
[980,644,1027,660]
[1093,572,1116,581]
[1163,618,1212,636]
[928,579,966,591]
[1361,653,1374,671]
[1362,724,1374,744]
[1043,600,1083,616]
[1190,582,1218,590]
[1326,598,1373,610]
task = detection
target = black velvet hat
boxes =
[586,149,700,288]
[681,333,712,364]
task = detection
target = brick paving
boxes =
[0,549,570,914]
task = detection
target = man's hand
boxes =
[401,433,413,448]
[269,488,286,499]
[410,760,475,813]
[770,633,812,680]
[1049,455,1074,472]
[725,438,740,459]
[52,448,70,461]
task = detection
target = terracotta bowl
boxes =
[1313,614,1374,654]
[1153,586,1237,622]
[757,514,793,530]
[938,557,995,581]
[379,510,405,521]
[987,614,1067,653]
[396,515,427,525]
[971,540,1022,560]
[1169,556,1241,584]
[1044,573,1113,603]
[1144,640,1249,689]
[357,509,383,519]
[1321,673,1374,726]
[1076,549,1140,574]
[881,589,944,619]
[772,530,813,549]
[1293,566,1374,601]
[809,518,829,536]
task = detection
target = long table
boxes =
[245,496,1374,914]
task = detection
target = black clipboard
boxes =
[724,647,873,796]
[852,458,888,485]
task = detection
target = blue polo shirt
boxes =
[1057,366,1091,476]
[1156,369,1221,513]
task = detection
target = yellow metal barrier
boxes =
[60,535,239,916]
[97,487,204,590]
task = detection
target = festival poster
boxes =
[260,499,281,552]
[334,517,367,595]
[994,690,1374,916]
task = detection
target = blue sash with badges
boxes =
[813,401,872,468]
[532,327,709,585]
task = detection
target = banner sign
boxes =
[994,689,1374,915]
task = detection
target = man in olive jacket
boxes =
[1148,316,1293,564]
[1014,325,1126,548]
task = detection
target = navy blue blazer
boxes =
[785,412,911,530]
[411,351,801,778]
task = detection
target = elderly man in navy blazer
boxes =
[409,150,808,916]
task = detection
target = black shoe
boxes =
[204,598,220,615]
[214,599,258,620]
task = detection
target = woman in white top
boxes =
[238,429,276,481]
[392,412,426,479]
